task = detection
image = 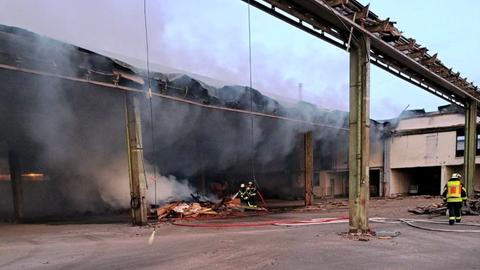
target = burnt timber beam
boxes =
[407,47,427,60]
[355,4,369,21]
[304,132,314,206]
[326,0,348,7]
[366,18,394,33]
[430,65,449,74]
[348,4,369,23]
[421,53,437,66]
[8,150,23,223]
[394,39,416,51]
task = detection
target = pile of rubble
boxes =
[156,202,218,219]
[153,196,267,220]
[408,198,480,216]
[408,202,446,215]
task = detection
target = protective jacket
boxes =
[442,178,467,203]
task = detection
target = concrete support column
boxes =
[348,35,370,233]
[464,100,477,198]
[8,150,23,223]
[304,132,314,206]
[125,93,148,225]
[440,165,448,195]
[382,136,391,197]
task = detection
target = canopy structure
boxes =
[244,0,479,106]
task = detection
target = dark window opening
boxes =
[369,169,380,197]
[313,172,320,186]
[456,128,480,157]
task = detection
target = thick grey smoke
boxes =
[0,0,356,219]
[0,31,134,217]
[145,174,196,204]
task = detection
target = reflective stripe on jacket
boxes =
[447,180,461,198]
[442,179,467,203]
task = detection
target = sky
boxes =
[0,0,478,120]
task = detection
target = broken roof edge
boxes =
[0,24,354,129]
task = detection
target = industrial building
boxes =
[2,1,480,269]
[1,21,479,224]
[0,24,354,220]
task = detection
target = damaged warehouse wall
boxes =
[140,80,349,202]
[0,24,351,220]
[0,70,130,219]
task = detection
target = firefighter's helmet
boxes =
[240,183,245,188]
[451,173,462,179]
[248,181,253,186]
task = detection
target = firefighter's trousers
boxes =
[447,201,462,225]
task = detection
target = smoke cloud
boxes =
[0,1,356,219]
[145,174,196,204]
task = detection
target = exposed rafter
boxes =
[243,0,480,108]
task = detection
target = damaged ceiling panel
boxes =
[0,24,349,130]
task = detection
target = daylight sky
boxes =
[0,0,478,119]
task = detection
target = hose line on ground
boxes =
[370,217,480,233]
[170,216,480,232]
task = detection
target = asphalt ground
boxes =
[1,197,480,270]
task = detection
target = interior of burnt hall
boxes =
[1,25,392,220]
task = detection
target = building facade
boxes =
[315,105,480,198]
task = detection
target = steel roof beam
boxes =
[243,0,480,106]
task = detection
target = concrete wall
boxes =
[315,170,348,197]
[395,113,465,131]
[389,131,476,168]
[330,127,384,171]
[390,169,411,194]
[369,135,384,168]
[387,113,480,196]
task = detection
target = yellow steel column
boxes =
[464,100,477,198]
[125,93,148,225]
[348,35,370,233]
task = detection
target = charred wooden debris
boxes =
[151,194,267,220]
[408,195,480,216]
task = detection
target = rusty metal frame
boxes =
[242,0,480,108]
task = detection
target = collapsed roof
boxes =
[0,24,349,129]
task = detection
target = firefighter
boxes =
[442,173,467,225]
[238,183,250,205]
[246,181,258,207]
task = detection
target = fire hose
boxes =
[171,217,480,232]
[370,217,480,233]
[171,216,349,228]
[149,216,480,245]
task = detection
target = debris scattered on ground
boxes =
[295,200,349,212]
[374,230,401,239]
[408,197,480,216]
[464,195,480,215]
[408,203,446,215]
[156,202,218,219]
[153,194,267,220]
[339,231,375,241]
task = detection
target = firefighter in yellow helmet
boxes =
[442,173,467,225]
[246,181,258,208]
